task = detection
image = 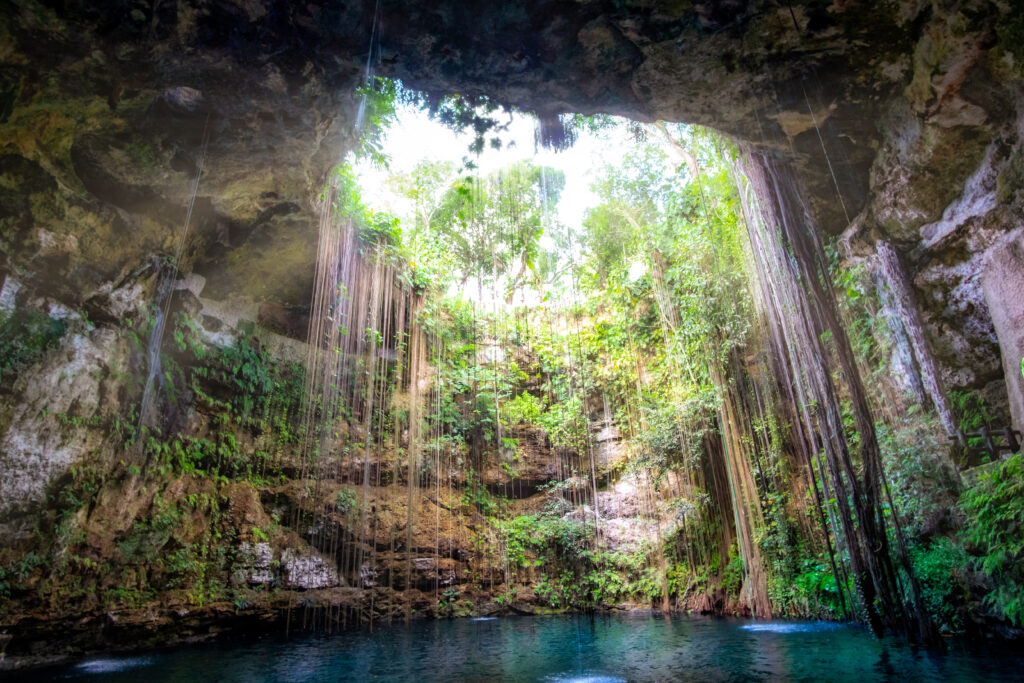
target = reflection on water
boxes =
[14,613,1024,682]
[74,657,153,674]
[740,622,843,633]
[542,675,627,683]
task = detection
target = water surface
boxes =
[16,612,1024,681]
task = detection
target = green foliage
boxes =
[949,389,993,434]
[118,502,185,562]
[503,391,545,427]
[912,537,971,633]
[960,454,1024,626]
[0,551,44,599]
[171,310,207,360]
[353,77,402,167]
[877,417,960,536]
[437,586,460,617]
[537,396,590,454]
[500,513,594,570]
[722,543,744,597]
[635,400,687,470]
[463,470,500,516]
[416,91,515,156]
[498,513,677,609]
[411,160,564,295]
[124,135,159,171]
[335,487,358,516]
[0,309,66,378]
[535,569,590,609]
[207,331,275,418]
[948,389,997,466]
[144,427,268,482]
[112,492,231,607]
[162,312,303,473]
[996,0,1024,75]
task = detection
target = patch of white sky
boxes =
[353,103,637,246]
[350,104,669,308]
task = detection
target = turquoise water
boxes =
[15,613,1024,681]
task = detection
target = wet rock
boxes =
[359,564,378,589]
[0,326,125,540]
[232,542,275,586]
[153,87,206,118]
[281,549,341,590]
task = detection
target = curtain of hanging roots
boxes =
[738,147,937,644]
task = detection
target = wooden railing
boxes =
[951,426,1022,470]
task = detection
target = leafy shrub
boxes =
[503,391,545,427]
[462,470,499,516]
[501,513,594,570]
[145,429,264,481]
[722,543,744,597]
[534,569,589,609]
[787,558,843,615]
[538,396,590,453]
[437,586,460,617]
[214,335,274,417]
[636,401,685,466]
[911,537,971,632]
[960,454,1024,625]
[335,488,358,516]
[876,417,960,536]
[949,389,994,464]
[0,551,43,598]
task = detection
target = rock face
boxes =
[281,549,341,590]
[0,298,132,537]
[982,230,1024,432]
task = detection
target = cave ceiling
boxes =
[0,1,1016,372]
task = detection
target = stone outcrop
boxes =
[982,229,1024,432]
[0,298,131,537]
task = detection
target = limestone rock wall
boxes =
[2,0,1021,432]
[982,229,1024,432]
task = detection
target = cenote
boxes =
[2,0,1024,678]
[16,614,1024,682]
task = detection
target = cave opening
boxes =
[276,83,943,645]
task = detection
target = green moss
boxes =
[0,308,67,379]
[0,72,22,124]
[996,0,1024,75]
[123,135,160,172]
